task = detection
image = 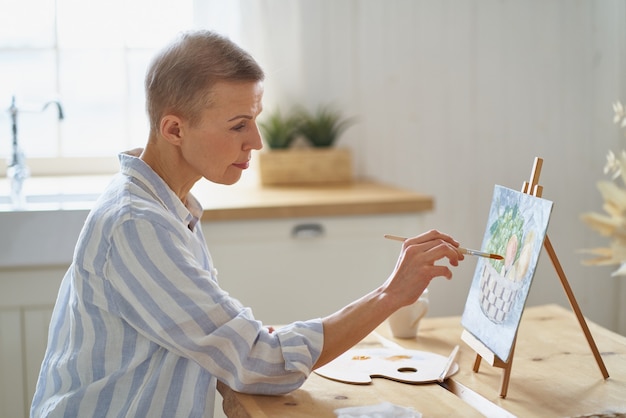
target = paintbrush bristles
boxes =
[458,247,505,260]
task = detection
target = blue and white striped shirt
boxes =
[31,152,324,417]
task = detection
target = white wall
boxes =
[235,0,626,334]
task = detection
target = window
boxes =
[0,0,240,175]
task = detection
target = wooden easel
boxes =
[461,157,610,398]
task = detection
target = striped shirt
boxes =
[31,152,324,417]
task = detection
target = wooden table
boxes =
[217,304,626,417]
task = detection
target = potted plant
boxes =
[258,108,301,149]
[258,104,355,186]
[296,104,355,147]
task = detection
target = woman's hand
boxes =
[314,229,464,369]
[385,229,464,308]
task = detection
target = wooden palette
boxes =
[314,348,459,384]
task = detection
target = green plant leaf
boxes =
[258,109,301,149]
[296,105,355,148]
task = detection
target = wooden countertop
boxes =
[192,179,434,221]
[0,176,432,219]
[217,304,626,417]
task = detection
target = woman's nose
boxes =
[247,124,264,151]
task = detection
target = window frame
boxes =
[0,0,241,178]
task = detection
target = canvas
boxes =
[461,185,553,362]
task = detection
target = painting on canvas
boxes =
[461,185,553,362]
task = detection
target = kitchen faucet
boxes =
[6,95,65,209]
[43,99,65,120]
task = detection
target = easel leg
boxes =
[498,341,515,398]
[499,364,512,398]
[463,331,512,397]
[472,354,482,372]
[543,235,610,379]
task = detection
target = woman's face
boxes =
[179,80,264,185]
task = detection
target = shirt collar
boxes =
[118,151,203,230]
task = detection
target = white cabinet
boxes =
[203,213,423,325]
[0,267,65,418]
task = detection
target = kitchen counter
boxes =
[0,175,433,219]
[192,179,434,221]
[0,177,433,268]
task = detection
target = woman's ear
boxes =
[160,114,183,146]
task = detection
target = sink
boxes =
[0,176,110,267]
[0,194,100,267]
[23,193,101,204]
[0,174,111,212]
[0,208,90,267]
[0,192,101,211]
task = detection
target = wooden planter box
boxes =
[259,148,353,186]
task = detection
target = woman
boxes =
[31,30,463,417]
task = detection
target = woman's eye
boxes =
[232,122,246,131]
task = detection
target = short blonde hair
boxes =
[145,30,264,133]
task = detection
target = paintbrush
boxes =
[437,344,460,382]
[383,234,504,261]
